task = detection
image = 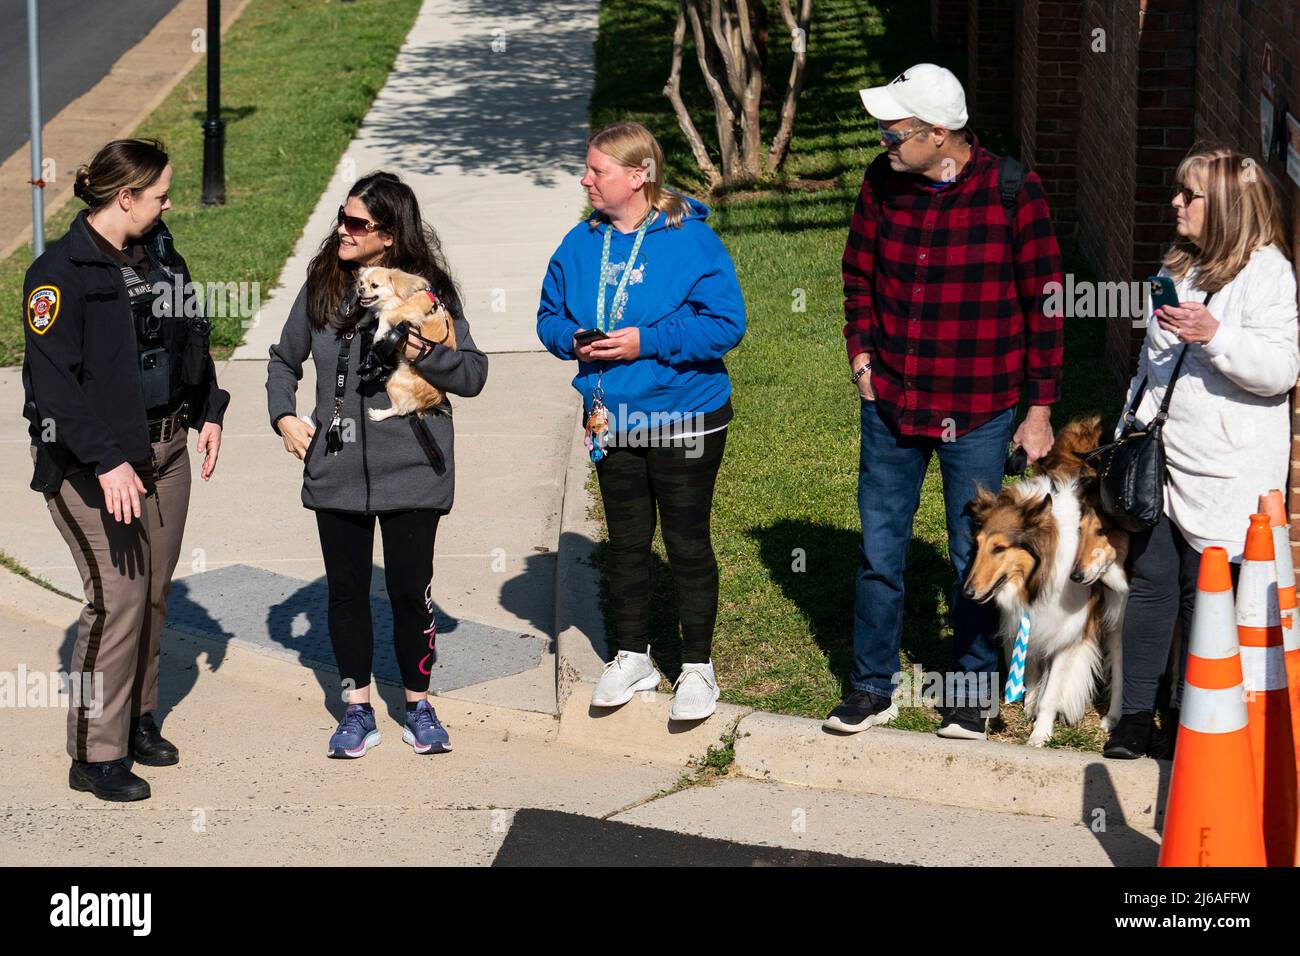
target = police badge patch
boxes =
[27,286,60,335]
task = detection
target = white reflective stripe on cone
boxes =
[1283,609,1300,653]
[1189,591,1240,659]
[1269,525,1295,587]
[1240,644,1288,692]
[1236,561,1280,627]
[1181,683,1250,734]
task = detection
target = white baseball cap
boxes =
[859,63,969,129]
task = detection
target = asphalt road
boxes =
[0,0,183,165]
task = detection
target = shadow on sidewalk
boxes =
[59,576,232,728]
[263,565,454,725]
[362,0,596,187]
[1081,761,1166,866]
[498,548,560,654]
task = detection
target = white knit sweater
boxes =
[1121,243,1299,561]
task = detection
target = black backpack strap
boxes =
[998,154,1027,215]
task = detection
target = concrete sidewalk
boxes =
[0,572,1155,866]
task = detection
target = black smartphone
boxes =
[1147,275,1180,316]
[573,328,610,347]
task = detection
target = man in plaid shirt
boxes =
[824,64,1064,740]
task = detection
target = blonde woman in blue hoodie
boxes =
[536,121,746,721]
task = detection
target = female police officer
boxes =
[21,138,229,802]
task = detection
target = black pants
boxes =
[594,429,727,664]
[1120,512,1239,715]
[315,509,442,693]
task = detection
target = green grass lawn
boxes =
[1,0,422,366]
[589,0,1126,749]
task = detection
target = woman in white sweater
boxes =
[1104,146,1299,759]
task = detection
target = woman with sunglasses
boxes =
[1103,146,1298,760]
[266,171,488,758]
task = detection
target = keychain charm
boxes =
[586,381,611,462]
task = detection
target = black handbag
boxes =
[1087,291,1213,533]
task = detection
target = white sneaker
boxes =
[591,648,662,707]
[670,662,720,721]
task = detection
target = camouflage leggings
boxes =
[594,428,728,664]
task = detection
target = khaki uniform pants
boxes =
[44,428,191,762]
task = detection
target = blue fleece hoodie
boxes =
[536,196,745,426]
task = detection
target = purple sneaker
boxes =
[328,704,380,758]
[402,700,452,754]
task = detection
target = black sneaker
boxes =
[69,758,151,802]
[823,690,898,734]
[1103,711,1154,759]
[936,705,989,740]
[130,712,179,766]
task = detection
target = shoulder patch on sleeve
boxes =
[27,285,60,335]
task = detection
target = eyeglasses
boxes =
[337,206,383,236]
[879,124,930,148]
[1173,185,1205,205]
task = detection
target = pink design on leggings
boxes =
[418,580,437,676]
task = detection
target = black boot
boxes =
[1103,711,1154,759]
[69,758,151,802]
[130,712,179,766]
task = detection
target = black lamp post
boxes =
[201,0,225,206]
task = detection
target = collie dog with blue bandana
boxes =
[963,417,1129,746]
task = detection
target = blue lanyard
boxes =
[595,212,652,333]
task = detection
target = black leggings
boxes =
[315,509,442,693]
[594,429,727,664]
[1120,512,1239,715]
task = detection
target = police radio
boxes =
[121,264,172,410]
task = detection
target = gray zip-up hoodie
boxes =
[265,282,488,513]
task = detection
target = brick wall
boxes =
[966,0,1016,138]
[1014,1,1082,241]
[1074,0,1142,380]
[931,0,967,49]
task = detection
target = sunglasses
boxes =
[1173,185,1205,205]
[879,124,930,148]
[337,206,383,237]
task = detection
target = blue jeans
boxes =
[851,399,1016,703]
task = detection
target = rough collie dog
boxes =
[356,267,457,422]
[1038,415,1131,590]
[962,419,1128,746]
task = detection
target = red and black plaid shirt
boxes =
[842,139,1064,438]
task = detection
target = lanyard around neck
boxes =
[596,212,652,333]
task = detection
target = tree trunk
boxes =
[766,0,812,174]
[665,3,721,188]
[664,0,814,188]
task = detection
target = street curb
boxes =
[553,412,608,713]
[0,564,80,627]
[557,680,750,766]
[731,710,1170,832]
[0,0,253,262]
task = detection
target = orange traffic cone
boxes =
[1238,514,1298,866]
[1261,490,1300,809]
[1159,547,1266,867]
